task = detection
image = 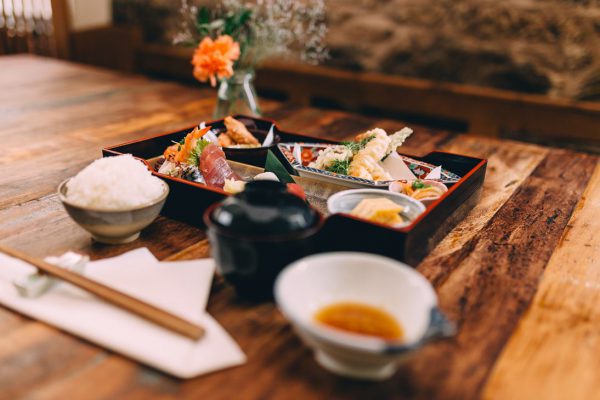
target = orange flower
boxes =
[191,35,241,87]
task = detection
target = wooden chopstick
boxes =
[0,244,205,341]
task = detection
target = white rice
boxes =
[65,154,165,209]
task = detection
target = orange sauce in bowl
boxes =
[314,302,404,340]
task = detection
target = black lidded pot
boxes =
[204,180,323,301]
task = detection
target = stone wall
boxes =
[113,0,600,100]
[325,0,600,99]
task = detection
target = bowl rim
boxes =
[274,251,438,353]
[57,178,170,212]
[327,188,427,217]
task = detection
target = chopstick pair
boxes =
[0,244,205,341]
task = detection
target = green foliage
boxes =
[194,5,253,50]
[341,135,376,154]
[325,159,350,175]
[223,8,252,37]
[197,6,211,25]
[175,0,329,67]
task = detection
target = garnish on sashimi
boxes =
[157,126,238,188]
[156,120,306,196]
[163,126,211,163]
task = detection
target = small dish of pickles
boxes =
[274,252,455,380]
[327,189,426,228]
[389,179,448,207]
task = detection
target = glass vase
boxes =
[214,69,262,118]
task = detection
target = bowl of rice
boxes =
[58,154,169,244]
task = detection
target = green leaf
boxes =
[222,8,252,36]
[341,135,375,154]
[341,141,360,153]
[325,159,350,175]
[264,150,295,184]
[196,6,211,25]
[187,139,211,166]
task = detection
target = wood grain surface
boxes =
[0,54,599,400]
[483,162,600,400]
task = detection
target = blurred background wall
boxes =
[110,0,600,102]
[2,0,599,150]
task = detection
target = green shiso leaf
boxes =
[187,139,211,166]
[264,150,295,184]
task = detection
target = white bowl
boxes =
[327,189,426,227]
[58,179,169,244]
[274,252,454,380]
[388,180,448,207]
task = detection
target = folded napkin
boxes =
[0,248,246,378]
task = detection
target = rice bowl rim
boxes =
[57,178,170,213]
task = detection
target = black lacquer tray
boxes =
[103,116,486,265]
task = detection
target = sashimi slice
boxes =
[199,144,241,188]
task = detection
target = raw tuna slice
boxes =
[199,144,240,188]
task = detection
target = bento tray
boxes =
[103,116,487,266]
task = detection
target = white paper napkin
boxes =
[0,248,246,378]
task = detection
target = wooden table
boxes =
[1,55,599,400]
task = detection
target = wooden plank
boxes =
[29,356,139,400]
[399,150,598,399]
[0,323,101,400]
[419,135,550,285]
[483,161,600,400]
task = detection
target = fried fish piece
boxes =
[348,129,392,181]
[224,116,260,145]
[218,133,234,147]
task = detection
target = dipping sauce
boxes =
[314,302,404,340]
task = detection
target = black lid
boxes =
[210,181,318,236]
